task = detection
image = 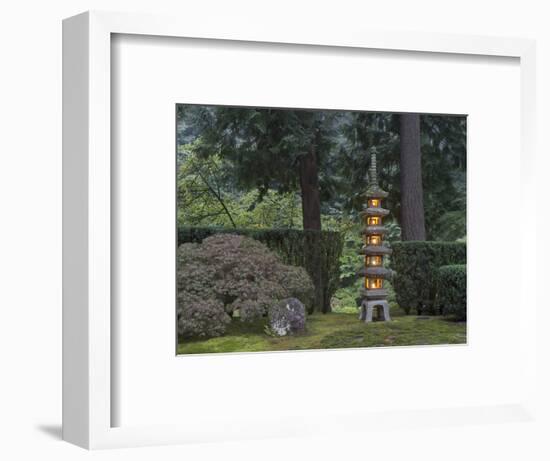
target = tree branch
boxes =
[196,170,237,228]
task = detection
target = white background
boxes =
[112,35,523,428]
[1,1,549,460]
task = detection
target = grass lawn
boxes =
[177,307,467,355]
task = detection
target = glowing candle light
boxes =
[369,235,381,245]
[373,256,382,266]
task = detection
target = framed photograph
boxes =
[63,11,537,449]
[174,103,468,354]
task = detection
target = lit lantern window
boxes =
[367,216,381,226]
[365,277,383,289]
[368,235,381,245]
[366,255,382,266]
[368,199,380,208]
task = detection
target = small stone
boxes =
[268,298,306,336]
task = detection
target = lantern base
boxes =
[359,299,391,323]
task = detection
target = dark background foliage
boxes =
[177,105,467,241]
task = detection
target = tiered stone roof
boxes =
[358,266,393,279]
[361,226,388,236]
[358,245,393,256]
[359,207,390,218]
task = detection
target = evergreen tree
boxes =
[177,105,340,231]
[400,113,426,240]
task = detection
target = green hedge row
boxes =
[178,227,344,314]
[390,241,466,315]
[435,265,467,320]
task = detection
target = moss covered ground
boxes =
[177,305,466,355]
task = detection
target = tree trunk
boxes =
[400,113,426,241]
[298,143,322,231]
[298,136,329,312]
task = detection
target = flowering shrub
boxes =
[177,295,230,338]
[177,234,314,337]
[178,226,343,313]
[277,264,315,313]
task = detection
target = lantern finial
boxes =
[369,148,378,186]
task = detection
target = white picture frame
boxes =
[62,10,537,449]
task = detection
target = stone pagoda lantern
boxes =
[358,150,392,322]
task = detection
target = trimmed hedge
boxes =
[435,265,467,320]
[390,241,466,315]
[178,227,344,314]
